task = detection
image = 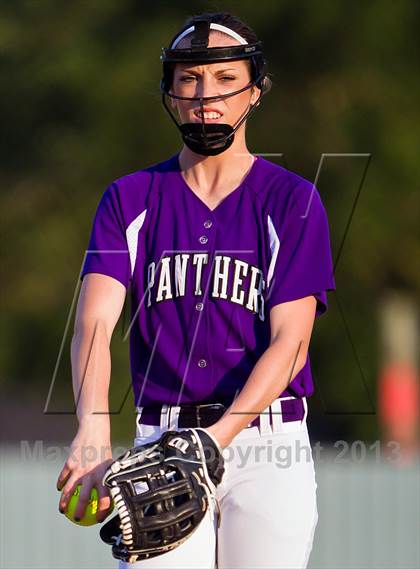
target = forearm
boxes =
[70,318,111,437]
[208,337,306,447]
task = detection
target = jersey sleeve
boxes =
[265,181,336,317]
[80,182,131,289]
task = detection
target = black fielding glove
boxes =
[100,428,225,563]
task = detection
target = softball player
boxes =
[57,11,336,569]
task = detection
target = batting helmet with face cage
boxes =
[160,15,271,156]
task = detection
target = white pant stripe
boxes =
[168,405,181,430]
[301,396,308,423]
[160,404,170,430]
[270,398,283,433]
[258,404,272,435]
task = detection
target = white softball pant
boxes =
[118,399,318,569]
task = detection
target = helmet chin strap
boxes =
[162,85,263,156]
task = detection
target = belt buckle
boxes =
[194,403,226,427]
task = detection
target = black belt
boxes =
[137,398,305,429]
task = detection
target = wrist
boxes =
[77,413,111,436]
[205,422,233,449]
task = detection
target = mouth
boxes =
[193,108,224,122]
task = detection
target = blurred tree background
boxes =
[1,0,419,445]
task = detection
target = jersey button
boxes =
[199,235,208,244]
[203,219,212,228]
[195,302,204,311]
[198,358,207,368]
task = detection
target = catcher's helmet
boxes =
[160,15,271,156]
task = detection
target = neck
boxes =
[178,133,254,192]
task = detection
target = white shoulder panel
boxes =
[126,209,147,275]
[267,214,280,288]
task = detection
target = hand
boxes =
[57,424,113,522]
[205,423,233,450]
[193,428,225,487]
[100,427,224,563]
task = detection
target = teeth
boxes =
[196,112,221,119]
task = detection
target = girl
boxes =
[57,11,336,569]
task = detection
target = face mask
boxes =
[160,19,271,156]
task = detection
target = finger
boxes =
[58,474,82,513]
[73,482,94,521]
[96,483,113,523]
[56,464,71,491]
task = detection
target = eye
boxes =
[180,75,196,82]
[219,75,236,81]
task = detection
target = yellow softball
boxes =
[64,484,113,526]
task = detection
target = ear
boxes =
[251,86,261,107]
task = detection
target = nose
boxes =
[195,72,222,101]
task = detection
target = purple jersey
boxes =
[80,153,336,407]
